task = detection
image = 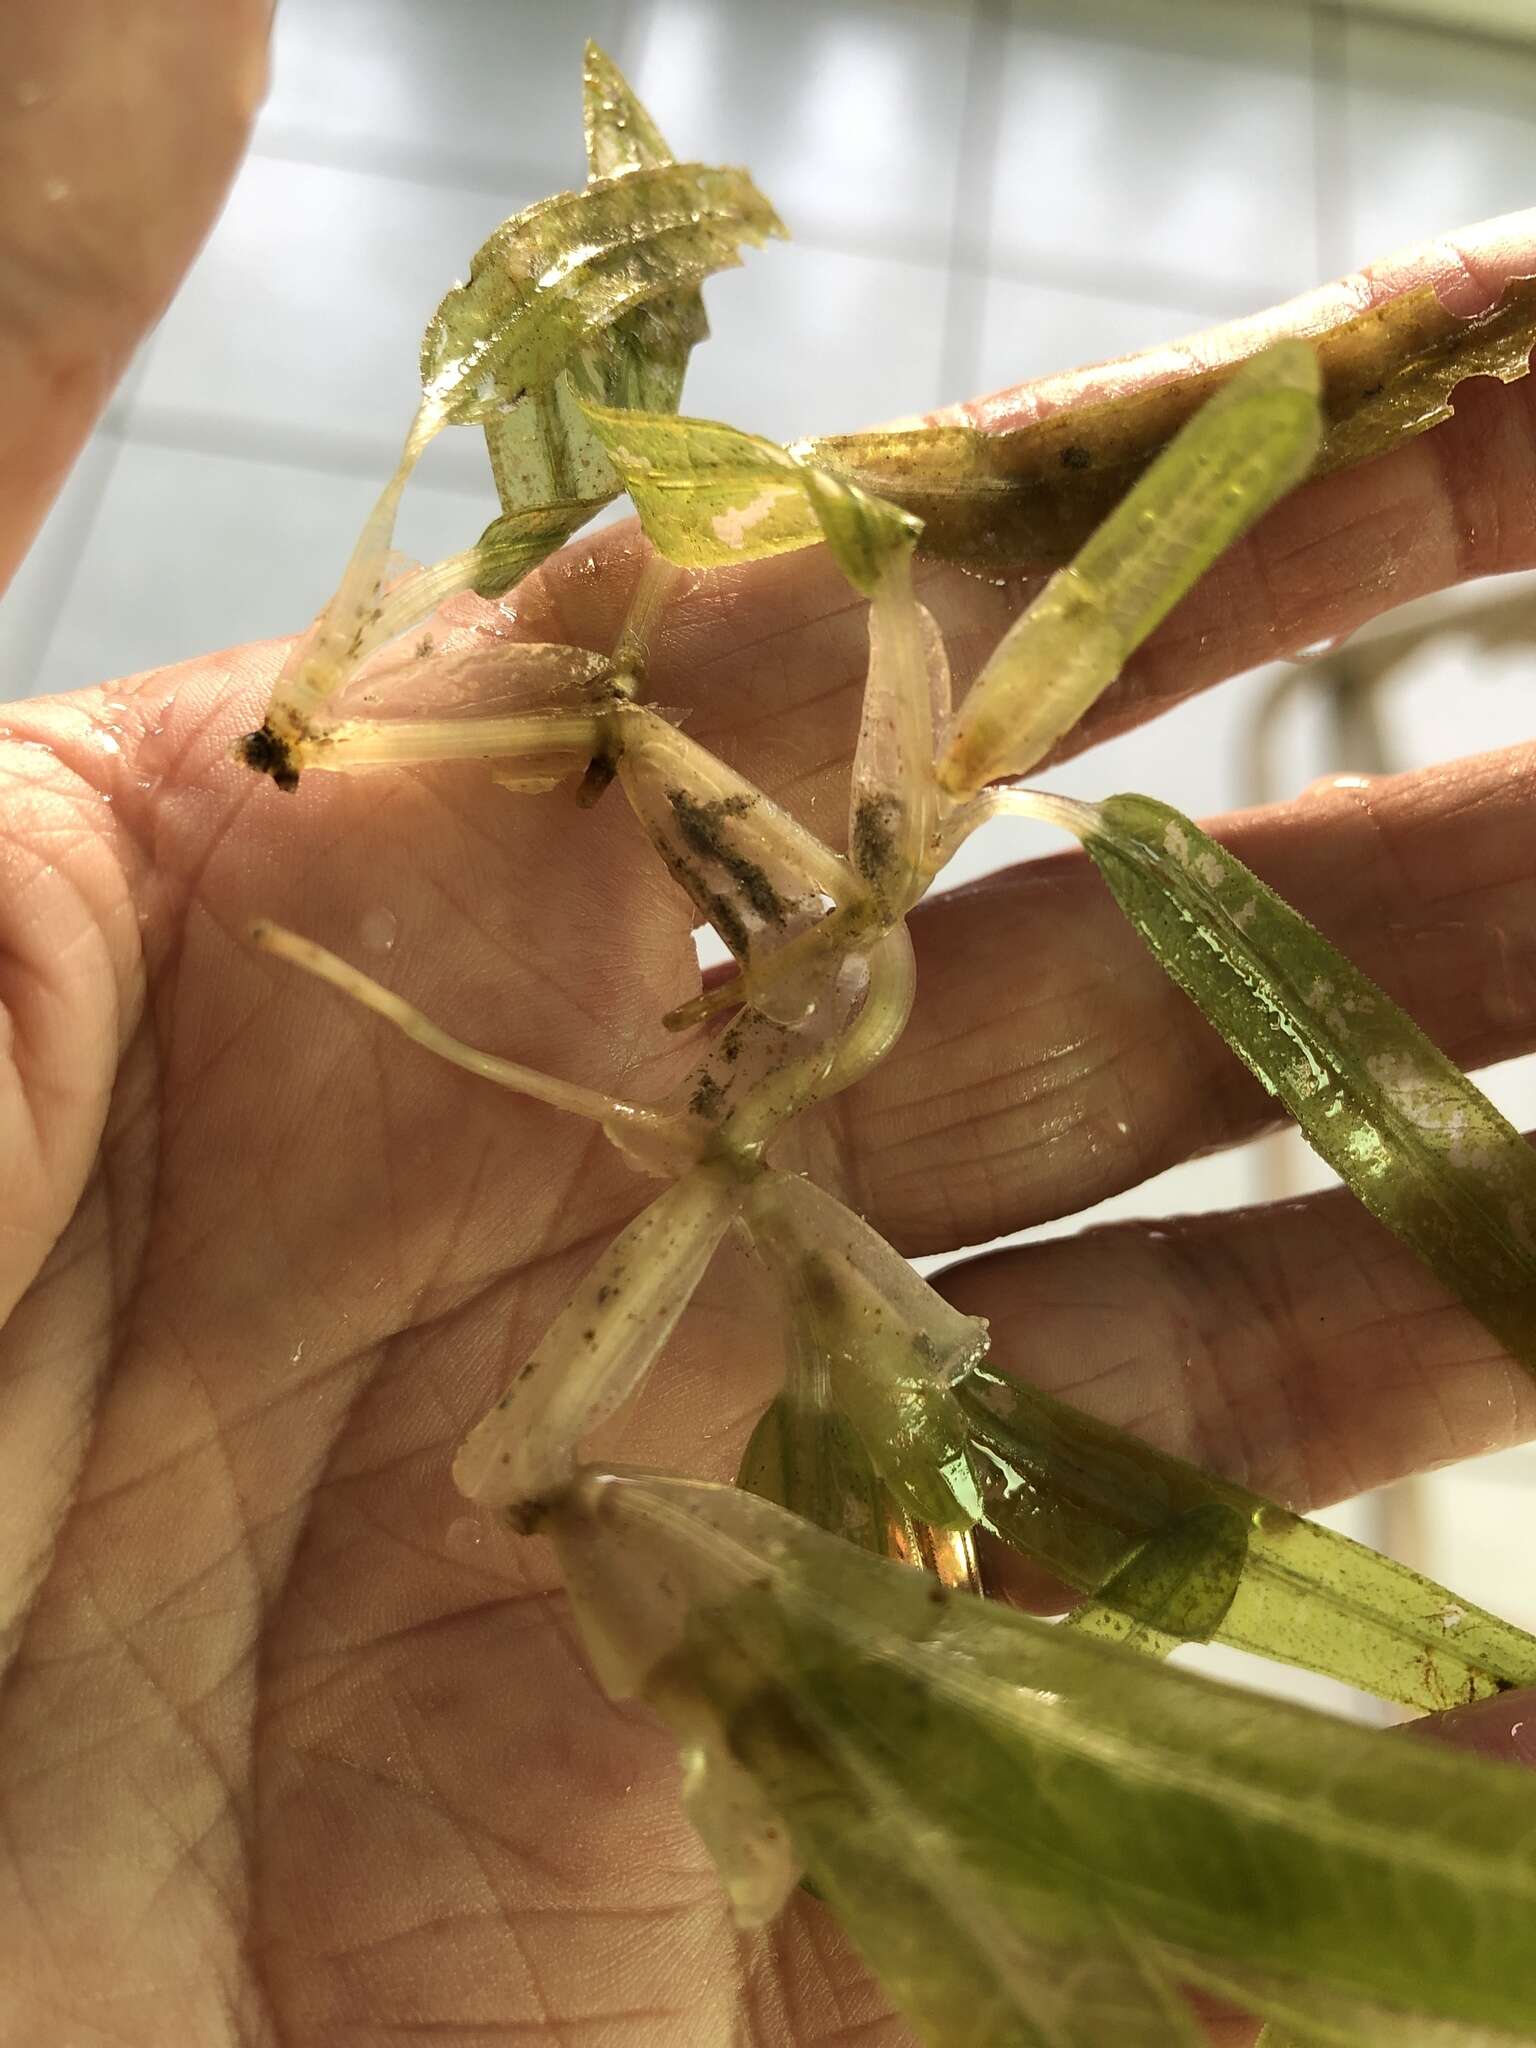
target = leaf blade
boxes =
[554,1469,1536,2038]
[957,1355,1536,1712]
[582,40,674,182]
[938,341,1321,794]
[420,163,785,427]
[579,403,920,590]
[1078,793,1536,1375]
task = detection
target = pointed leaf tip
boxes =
[582,40,675,182]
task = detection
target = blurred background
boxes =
[5,0,1536,1707]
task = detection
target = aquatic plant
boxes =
[237,46,1536,2045]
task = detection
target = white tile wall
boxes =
[128,154,520,484]
[628,0,973,259]
[1340,17,1536,263]
[971,273,1212,400]
[5,0,1536,1680]
[256,0,630,188]
[679,237,953,441]
[985,0,1318,303]
[35,443,494,698]
[0,432,131,701]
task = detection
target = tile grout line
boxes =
[113,402,496,496]
[938,0,1005,406]
[10,374,147,696]
[249,126,1290,319]
[1309,2,1351,282]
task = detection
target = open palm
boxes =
[7,13,1536,2033]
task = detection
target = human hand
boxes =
[7,9,1536,2042]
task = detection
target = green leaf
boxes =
[553,1469,1536,2041]
[420,163,785,428]
[774,1745,1208,2048]
[1062,1503,1248,1659]
[743,1172,988,1533]
[738,1392,894,1557]
[578,403,921,592]
[938,340,1321,795]
[469,73,750,531]
[486,39,716,526]
[479,386,624,530]
[957,1362,1536,1711]
[1075,792,1536,1377]
[467,499,602,597]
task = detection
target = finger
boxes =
[1413,1686,1536,1766]
[942,215,1536,760]
[832,740,1536,1254]
[936,1169,1536,1527]
[518,216,1536,832]
[0,0,270,589]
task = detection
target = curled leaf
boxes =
[801,274,1536,571]
[473,46,706,533]
[1062,1503,1249,1660]
[420,164,785,426]
[579,402,920,592]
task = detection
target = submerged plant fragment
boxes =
[937,340,1322,796]
[1019,789,1536,1377]
[237,42,1536,2041]
[957,1362,1536,1711]
[741,1172,988,1533]
[1058,1502,1249,1660]
[801,272,1536,572]
[580,401,921,587]
[551,1468,1536,2047]
[238,41,783,787]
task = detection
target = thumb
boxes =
[0,0,271,590]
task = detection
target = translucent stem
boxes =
[293,709,603,777]
[613,550,682,683]
[454,1166,747,1512]
[663,897,872,1034]
[721,923,916,1151]
[848,554,939,914]
[931,783,1102,871]
[349,547,487,672]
